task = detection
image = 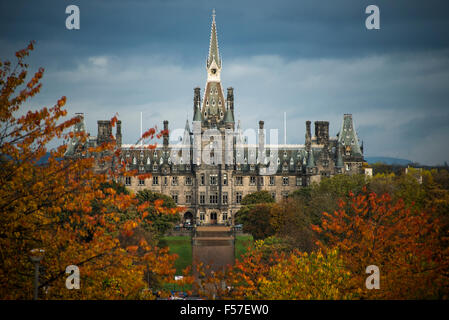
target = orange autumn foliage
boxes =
[313,188,449,299]
[0,42,192,299]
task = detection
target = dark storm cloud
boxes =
[2,0,449,59]
[1,0,449,164]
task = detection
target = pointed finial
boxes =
[212,8,216,23]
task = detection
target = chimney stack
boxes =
[116,120,122,147]
[163,120,169,148]
[315,121,329,145]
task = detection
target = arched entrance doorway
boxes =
[210,212,217,225]
[184,211,193,227]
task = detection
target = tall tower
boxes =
[199,9,234,130]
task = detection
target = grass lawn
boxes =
[160,234,254,275]
[159,236,192,275]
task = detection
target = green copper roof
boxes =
[338,114,362,157]
[224,108,234,123]
[306,149,316,168]
[207,11,221,69]
[184,118,190,132]
[193,105,202,121]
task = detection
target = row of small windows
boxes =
[127,150,335,166]
[205,99,222,106]
[198,212,229,222]
[126,175,303,187]
[122,180,289,205]
[126,176,193,186]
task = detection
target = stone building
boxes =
[65,12,365,226]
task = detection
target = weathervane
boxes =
[212,8,216,23]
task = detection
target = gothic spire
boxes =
[207,9,221,70]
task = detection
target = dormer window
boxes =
[206,100,209,106]
[218,100,222,106]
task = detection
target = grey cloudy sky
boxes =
[1,0,449,165]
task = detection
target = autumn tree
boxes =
[313,188,449,299]
[235,191,276,240]
[135,189,181,239]
[290,173,367,225]
[0,42,191,299]
[270,200,317,252]
[235,203,275,240]
[257,249,352,300]
[240,190,274,206]
[196,238,352,300]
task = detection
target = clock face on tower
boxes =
[211,68,216,74]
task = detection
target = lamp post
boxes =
[29,248,45,300]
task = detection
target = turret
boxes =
[338,114,362,158]
[227,87,234,112]
[193,87,201,115]
[258,120,265,164]
[305,121,311,150]
[116,120,122,148]
[163,120,169,148]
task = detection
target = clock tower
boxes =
[194,9,234,131]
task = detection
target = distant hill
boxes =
[36,152,52,165]
[365,157,412,166]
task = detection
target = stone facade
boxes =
[65,13,365,226]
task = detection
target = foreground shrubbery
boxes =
[213,171,449,299]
